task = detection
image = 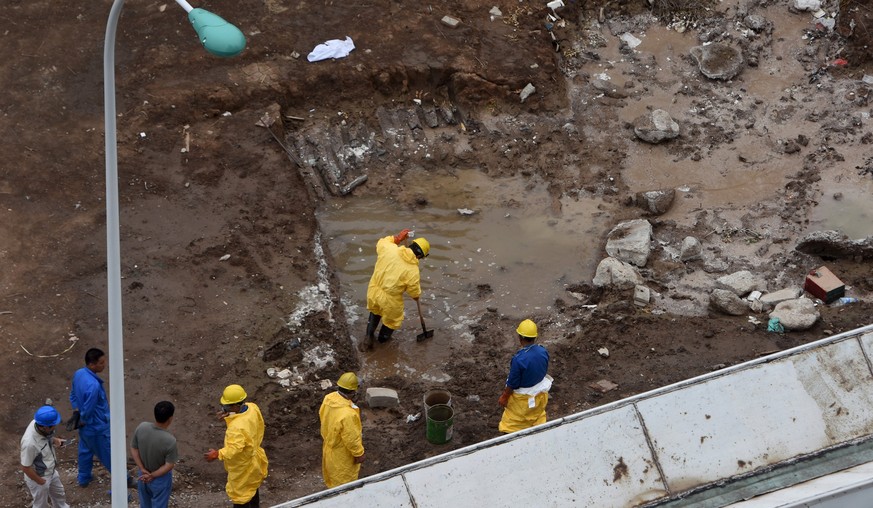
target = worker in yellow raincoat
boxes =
[204,384,268,507]
[365,229,430,345]
[498,319,552,433]
[319,372,365,488]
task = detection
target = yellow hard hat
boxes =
[337,372,359,391]
[412,237,430,257]
[220,384,247,405]
[516,319,538,339]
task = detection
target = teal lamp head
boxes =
[188,8,246,57]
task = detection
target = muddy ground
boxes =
[2,0,873,506]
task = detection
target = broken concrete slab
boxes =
[715,270,767,297]
[366,387,400,408]
[760,287,802,305]
[605,219,652,267]
[593,257,644,289]
[634,285,650,306]
[709,288,750,315]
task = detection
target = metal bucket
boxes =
[423,389,452,414]
[426,404,454,444]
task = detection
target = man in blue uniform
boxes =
[498,319,551,433]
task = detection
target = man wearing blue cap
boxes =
[20,405,70,508]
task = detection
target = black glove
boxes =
[66,410,82,431]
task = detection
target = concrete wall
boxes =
[275,325,873,508]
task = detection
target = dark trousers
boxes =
[234,489,259,508]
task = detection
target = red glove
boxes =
[393,229,411,244]
[498,387,513,407]
[204,449,219,462]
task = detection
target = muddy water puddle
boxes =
[808,144,873,238]
[318,169,612,381]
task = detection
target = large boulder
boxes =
[605,219,652,267]
[769,298,820,330]
[690,43,744,80]
[709,288,749,315]
[715,270,767,296]
[592,257,644,289]
[633,109,680,144]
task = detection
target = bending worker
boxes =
[204,385,268,508]
[365,229,430,345]
[498,319,552,433]
[319,372,365,488]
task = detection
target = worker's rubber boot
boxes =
[366,313,380,341]
[377,325,394,343]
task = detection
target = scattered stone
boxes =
[457,208,475,215]
[634,285,650,306]
[620,33,642,48]
[795,230,873,260]
[635,189,675,215]
[441,15,461,28]
[690,43,744,80]
[520,83,536,103]
[633,109,680,144]
[769,298,820,330]
[219,254,231,261]
[680,236,702,261]
[710,289,750,315]
[366,387,400,408]
[592,257,644,289]
[792,0,821,11]
[591,78,628,99]
[744,14,768,32]
[598,347,609,358]
[319,379,333,390]
[489,6,502,19]
[715,270,767,296]
[605,219,652,267]
[760,287,802,305]
[588,379,618,393]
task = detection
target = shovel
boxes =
[415,299,434,342]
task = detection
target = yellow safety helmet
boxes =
[516,319,538,339]
[337,372,359,391]
[220,384,247,405]
[412,237,430,258]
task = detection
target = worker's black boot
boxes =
[366,313,380,341]
[377,325,394,343]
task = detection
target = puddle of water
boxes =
[318,169,612,381]
[807,144,873,238]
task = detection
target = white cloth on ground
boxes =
[307,36,355,62]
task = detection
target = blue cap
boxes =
[34,405,62,426]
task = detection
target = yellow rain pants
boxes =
[320,391,365,488]
[366,235,422,330]
[499,391,549,433]
[219,402,268,504]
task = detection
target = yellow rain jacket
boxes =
[498,376,552,433]
[319,391,364,488]
[366,235,422,330]
[219,402,268,504]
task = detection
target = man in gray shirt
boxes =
[131,401,178,508]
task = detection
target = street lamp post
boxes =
[102,1,244,505]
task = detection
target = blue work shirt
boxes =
[70,367,110,432]
[506,343,549,389]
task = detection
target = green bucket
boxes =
[426,404,454,444]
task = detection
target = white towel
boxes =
[307,36,355,62]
